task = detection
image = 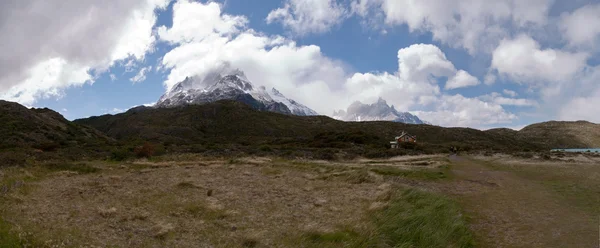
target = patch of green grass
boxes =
[176,181,198,189]
[373,188,475,248]
[293,188,473,248]
[261,167,283,176]
[370,166,447,180]
[0,218,21,248]
[305,229,359,243]
[42,162,99,174]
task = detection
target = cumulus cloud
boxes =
[352,0,552,53]
[158,1,514,127]
[491,35,589,84]
[445,70,480,90]
[556,66,600,122]
[503,89,518,97]
[130,66,152,83]
[413,94,517,127]
[0,0,169,105]
[396,44,456,82]
[158,0,247,43]
[266,0,348,36]
[478,92,537,107]
[559,4,600,49]
[559,93,600,123]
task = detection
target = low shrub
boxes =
[134,142,157,158]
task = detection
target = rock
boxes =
[368,201,388,211]
[314,199,328,207]
[375,183,392,201]
[151,223,174,238]
[98,207,117,217]
[207,189,213,196]
[328,206,341,212]
[303,173,318,180]
[206,197,224,211]
[377,183,391,191]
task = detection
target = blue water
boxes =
[551,148,600,153]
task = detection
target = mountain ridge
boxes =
[333,98,426,124]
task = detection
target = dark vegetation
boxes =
[2,99,600,166]
[73,100,553,160]
[0,100,113,166]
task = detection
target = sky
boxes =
[1,0,599,130]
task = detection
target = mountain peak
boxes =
[156,68,318,116]
[334,98,426,124]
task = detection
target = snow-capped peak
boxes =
[334,99,426,124]
[156,67,319,116]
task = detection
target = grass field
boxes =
[0,153,598,247]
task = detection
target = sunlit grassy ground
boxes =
[0,155,472,247]
[2,153,595,247]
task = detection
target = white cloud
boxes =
[130,66,152,83]
[559,93,600,122]
[158,0,247,43]
[159,2,514,127]
[491,35,589,84]
[445,70,480,90]
[503,89,518,97]
[397,44,456,82]
[0,58,92,104]
[557,66,600,122]
[0,0,169,105]
[266,0,348,36]
[483,72,497,85]
[559,4,600,48]
[353,0,553,53]
[110,74,117,81]
[479,92,537,107]
[344,71,440,111]
[413,94,517,127]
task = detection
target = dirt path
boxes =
[444,156,597,248]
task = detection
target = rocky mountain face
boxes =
[156,68,318,116]
[333,98,426,124]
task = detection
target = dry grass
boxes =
[0,155,455,247]
[444,155,600,247]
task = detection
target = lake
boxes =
[551,148,600,153]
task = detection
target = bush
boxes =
[259,145,273,152]
[110,148,130,161]
[313,149,336,160]
[400,142,417,150]
[33,142,60,152]
[134,142,156,158]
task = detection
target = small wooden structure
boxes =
[390,131,417,148]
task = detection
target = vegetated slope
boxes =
[75,100,542,155]
[0,100,112,164]
[517,121,600,149]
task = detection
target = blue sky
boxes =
[1,0,599,129]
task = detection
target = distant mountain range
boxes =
[333,98,427,124]
[156,67,318,116]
